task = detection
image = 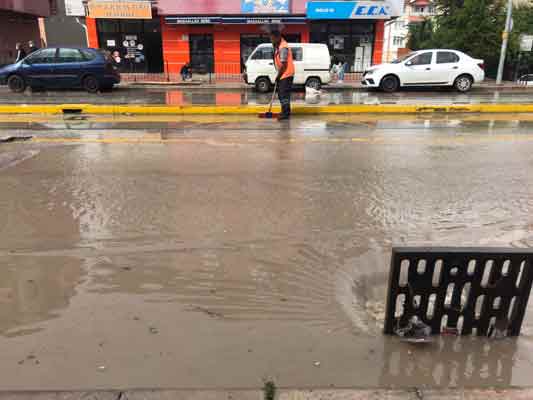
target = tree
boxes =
[407,0,506,76]
[407,19,434,50]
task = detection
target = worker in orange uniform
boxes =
[271,30,295,121]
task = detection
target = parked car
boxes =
[362,49,485,93]
[243,43,331,93]
[0,47,121,93]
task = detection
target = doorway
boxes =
[189,34,214,73]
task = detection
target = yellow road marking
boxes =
[2,103,533,115]
[23,134,533,145]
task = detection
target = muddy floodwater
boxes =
[0,114,532,390]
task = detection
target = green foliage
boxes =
[407,19,434,50]
[407,0,507,76]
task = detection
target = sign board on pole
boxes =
[65,0,85,16]
[88,1,152,19]
[520,35,533,52]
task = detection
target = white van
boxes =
[243,43,331,93]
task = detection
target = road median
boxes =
[1,103,533,115]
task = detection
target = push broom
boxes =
[258,80,279,119]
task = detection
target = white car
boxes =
[362,49,485,93]
[244,43,331,93]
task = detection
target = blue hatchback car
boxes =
[0,47,120,93]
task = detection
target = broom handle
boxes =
[268,80,278,113]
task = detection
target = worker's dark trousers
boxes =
[278,76,294,118]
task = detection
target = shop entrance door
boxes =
[189,34,214,73]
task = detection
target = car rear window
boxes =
[58,48,85,63]
[437,52,460,64]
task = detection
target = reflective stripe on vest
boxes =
[274,39,295,80]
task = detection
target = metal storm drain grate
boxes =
[384,248,533,337]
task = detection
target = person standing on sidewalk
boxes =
[271,30,295,121]
[15,43,26,63]
[28,40,39,54]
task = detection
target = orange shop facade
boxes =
[86,0,404,76]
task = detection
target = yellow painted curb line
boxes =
[1,103,533,115]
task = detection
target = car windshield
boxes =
[391,52,417,64]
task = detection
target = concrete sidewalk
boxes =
[1,389,533,400]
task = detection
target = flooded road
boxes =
[0,114,532,390]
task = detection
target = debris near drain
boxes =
[262,380,276,400]
[394,316,433,344]
[0,136,32,143]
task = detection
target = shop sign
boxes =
[88,1,152,19]
[65,0,85,16]
[165,16,306,24]
[165,16,221,24]
[241,0,290,14]
[520,35,533,52]
[307,1,401,19]
[223,16,306,24]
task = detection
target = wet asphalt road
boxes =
[1,85,533,106]
[0,114,532,390]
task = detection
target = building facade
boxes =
[382,0,435,63]
[84,0,404,76]
[0,0,51,66]
[42,0,88,48]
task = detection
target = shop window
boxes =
[121,20,143,34]
[97,20,120,33]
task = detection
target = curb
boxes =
[1,103,533,115]
[0,389,532,400]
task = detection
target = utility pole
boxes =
[496,0,513,84]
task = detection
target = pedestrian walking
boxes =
[15,43,26,63]
[270,30,295,121]
[28,40,39,54]
[180,62,192,81]
[337,60,346,83]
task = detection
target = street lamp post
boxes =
[496,0,513,84]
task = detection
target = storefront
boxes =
[85,0,403,77]
[86,0,164,73]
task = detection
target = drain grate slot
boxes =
[62,108,83,114]
[384,248,533,337]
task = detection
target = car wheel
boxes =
[7,75,26,93]
[380,75,400,93]
[306,77,322,90]
[83,75,100,93]
[454,75,473,93]
[255,77,272,93]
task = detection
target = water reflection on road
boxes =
[0,114,532,390]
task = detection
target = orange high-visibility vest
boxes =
[274,39,295,80]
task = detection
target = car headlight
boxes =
[365,70,375,76]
